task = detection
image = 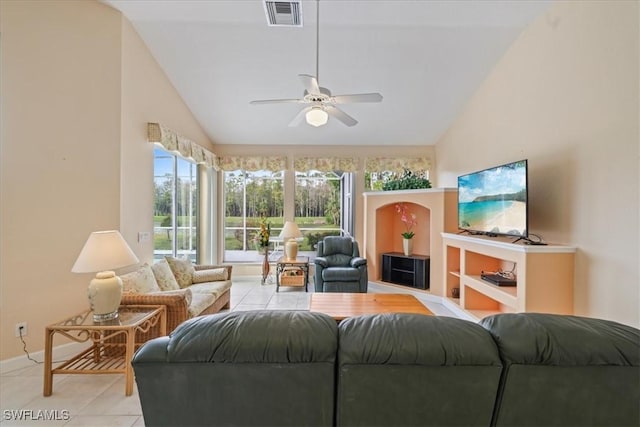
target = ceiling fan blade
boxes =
[250,98,305,105]
[299,74,320,95]
[288,106,313,127]
[330,93,383,104]
[325,105,358,127]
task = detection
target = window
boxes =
[153,147,198,262]
[223,169,284,262]
[364,158,431,191]
[365,171,394,191]
[294,170,353,254]
[364,169,430,191]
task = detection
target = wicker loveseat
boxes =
[119,257,232,339]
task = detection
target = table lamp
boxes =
[72,230,140,322]
[279,221,302,261]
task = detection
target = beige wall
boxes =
[0,1,212,360]
[0,0,122,361]
[120,17,214,265]
[435,1,639,327]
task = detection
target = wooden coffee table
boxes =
[309,293,433,321]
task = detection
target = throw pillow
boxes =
[192,268,228,284]
[120,263,161,294]
[151,259,180,291]
[166,256,195,288]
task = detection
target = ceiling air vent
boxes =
[263,1,303,27]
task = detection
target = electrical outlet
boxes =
[138,231,151,243]
[15,322,27,338]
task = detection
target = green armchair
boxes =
[314,236,368,292]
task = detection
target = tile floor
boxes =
[0,276,456,426]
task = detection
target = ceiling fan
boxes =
[250,1,383,127]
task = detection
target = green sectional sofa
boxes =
[132,311,639,427]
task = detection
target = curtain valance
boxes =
[364,157,431,174]
[147,123,218,169]
[218,156,287,172]
[293,157,358,172]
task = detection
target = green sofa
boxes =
[132,311,639,427]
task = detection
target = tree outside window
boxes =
[153,148,198,262]
[294,170,345,252]
[223,169,284,262]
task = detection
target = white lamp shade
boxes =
[305,107,328,127]
[72,230,139,273]
[279,221,302,239]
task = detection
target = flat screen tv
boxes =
[458,159,528,237]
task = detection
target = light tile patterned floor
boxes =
[0,276,456,426]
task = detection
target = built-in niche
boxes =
[375,202,431,258]
[362,189,458,296]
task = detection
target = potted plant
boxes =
[383,168,431,191]
[395,203,417,256]
[255,215,271,284]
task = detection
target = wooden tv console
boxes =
[442,232,576,321]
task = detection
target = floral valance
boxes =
[217,156,287,172]
[147,123,218,169]
[365,157,431,174]
[293,157,358,172]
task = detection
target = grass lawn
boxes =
[155,216,340,252]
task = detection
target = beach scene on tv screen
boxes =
[458,161,527,236]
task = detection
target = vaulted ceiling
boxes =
[103,0,551,146]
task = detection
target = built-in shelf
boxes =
[442,232,576,321]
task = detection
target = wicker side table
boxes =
[43,305,166,396]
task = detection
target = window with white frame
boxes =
[294,169,353,254]
[223,169,284,262]
[153,147,198,262]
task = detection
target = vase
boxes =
[402,238,413,256]
[261,248,270,285]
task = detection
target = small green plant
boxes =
[254,214,271,250]
[382,169,431,191]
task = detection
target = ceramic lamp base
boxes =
[285,239,299,261]
[88,271,123,322]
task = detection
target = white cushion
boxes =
[192,268,228,283]
[121,263,161,294]
[187,280,232,299]
[187,292,216,317]
[166,256,195,288]
[151,259,180,291]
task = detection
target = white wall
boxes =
[435,0,639,327]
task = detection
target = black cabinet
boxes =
[382,253,430,290]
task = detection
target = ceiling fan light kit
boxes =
[250,0,383,128]
[306,107,328,127]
